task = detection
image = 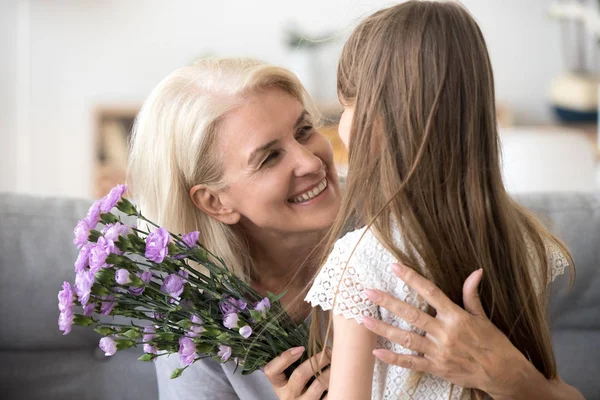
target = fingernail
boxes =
[391,263,405,276]
[372,349,386,359]
[362,316,376,329]
[363,289,381,302]
[291,346,305,356]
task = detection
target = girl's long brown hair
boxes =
[308,2,574,398]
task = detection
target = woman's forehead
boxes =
[218,89,306,150]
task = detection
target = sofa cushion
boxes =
[0,193,158,400]
[517,192,600,399]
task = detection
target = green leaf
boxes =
[266,291,287,304]
[94,326,114,336]
[138,353,157,362]
[122,329,141,339]
[73,314,95,326]
[91,283,110,297]
[116,198,138,216]
[100,213,120,224]
[196,343,212,354]
[249,310,263,322]
[115,339,136,350]
[88,230,102,243]
[170,367,185,379]
[176,319,192,329]
[95,268,115,285]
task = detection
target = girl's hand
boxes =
[362,263,583,400]
[264,347,330,400]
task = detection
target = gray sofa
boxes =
[0,192,598,399]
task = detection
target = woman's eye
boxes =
[261,151,280,167]
[296,125,314,141]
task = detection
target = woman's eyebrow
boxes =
[294,110,309,128]
[248,139,278,166]
[247,110,310,166]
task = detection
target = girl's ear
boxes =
[189,185,241,225]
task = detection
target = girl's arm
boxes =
[328,313,378,400]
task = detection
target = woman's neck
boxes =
[246,228,326,321]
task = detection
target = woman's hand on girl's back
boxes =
[264,347,330,400]
[362,263,584,400]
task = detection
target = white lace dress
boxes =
[305,226,568,400]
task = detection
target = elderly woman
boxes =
[127,58,582,400]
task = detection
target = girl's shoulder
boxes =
[305,226,402,322]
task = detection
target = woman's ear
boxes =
[189,184,241,225]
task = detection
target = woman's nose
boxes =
[292,144,324,177]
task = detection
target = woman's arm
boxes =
[328,314,378,400]
[362,263,584,400]
[155,354,239,400]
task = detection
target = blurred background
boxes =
[1,0,599,199]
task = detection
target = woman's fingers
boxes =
[362,316,432,354]
[390,263,458,314]
[363,288,441,335]
[462,268,486,317]
[263,346,306,389]
[287,350,331,396]
[302,366,331,399]
[372,349,431,373]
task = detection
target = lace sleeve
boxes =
[547,244,569,284]
[305,229,385,323]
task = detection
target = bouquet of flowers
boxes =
[58,184,310,378]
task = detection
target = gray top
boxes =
[155,351,278,400]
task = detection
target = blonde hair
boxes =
[309,2,574,399]
[127,57,319,281]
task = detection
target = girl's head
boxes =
[127,58,341,281]
[337,0,500,216]
[311,1,572,393]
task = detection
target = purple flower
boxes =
[143,343,158,355]
[74,244,91,272]
[102,222,131,242]
[219,296,247,315]
[101,295,116,315]
[239,325,252,338]
[182,231,200,248]
[99,337,117,356]
[145,228,170,263]
[58,310,74,335]
[152,311,165,320]
[75,270,95,306]
[188,314,205,338]
[223,313,239,329]
[178,337,197,366]
[129,270,152,296]
[160,273,185,299]
[84,200,102,229]
[218,345,232,362]
[58,282,74,313]
[254,297,271,314]
[82,302,95,316]
[101,184,127,213]
[89,237,115,271]
[143,326,157,354]
[115,269,131,285]
[73,219,91,249]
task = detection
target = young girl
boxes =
[305,2,572,399]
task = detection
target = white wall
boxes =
[0,1,19,192]
[0,0,566,198]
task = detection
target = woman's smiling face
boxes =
[213,88,341,236]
